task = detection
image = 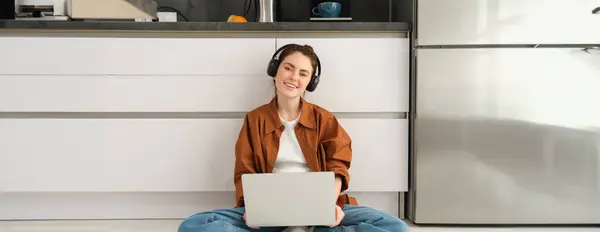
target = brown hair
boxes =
[278,44,319,77]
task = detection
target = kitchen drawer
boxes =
[417,0,600,45]
[0,74,275,112]
[0,37,275,75]
[0,118,407,192]
[276,37,410,112]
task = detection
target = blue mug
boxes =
[312,2,342,18]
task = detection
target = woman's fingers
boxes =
[329,205,344,227]
[243,212,260,229]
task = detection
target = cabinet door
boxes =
[0,74,276,112]
[415,48,600,223]
[0,118,407,192]
[417,0,600,45]
[0,37,276,75]
[344,119,408,192]
[276,37,410,113]
[0,37,277,112]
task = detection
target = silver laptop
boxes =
[241,172,337,228]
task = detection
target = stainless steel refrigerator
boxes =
[408,0,600,224]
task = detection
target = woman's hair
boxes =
[278,44,319,77]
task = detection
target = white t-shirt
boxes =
[274,112,312,232]
[272,112,310,173]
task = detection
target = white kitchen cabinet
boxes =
[0,74,275,112]
[0,33,409,220]
[417,47,600,128]
[417,0,600,45]
[0,118,407,192]
[0,36,279,112]
[0,119,242,192]
[344,119,409,192]
[276,37,410,113]
[0,37,275,75]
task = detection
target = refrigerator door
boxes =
[414,48,600,224]
[417,0,600,45]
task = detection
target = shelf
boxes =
[0,20,411,33]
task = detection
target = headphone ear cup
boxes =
[267,59,280,77]
[306,74,320,92]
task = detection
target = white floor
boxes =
[0,220,598,232]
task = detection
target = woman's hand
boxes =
[329,205,345,227]
[243,212,260,229]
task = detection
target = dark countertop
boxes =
[0,20,411,33]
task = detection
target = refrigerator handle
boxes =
[582,47,600,54]
[593,6,600,14]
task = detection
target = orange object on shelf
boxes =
[227,15,248,22]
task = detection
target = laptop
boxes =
[241,171,337,228]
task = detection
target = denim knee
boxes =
[177,208,245,232]
[378,215,410,232]
[177,213,213,232]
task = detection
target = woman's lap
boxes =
[177,207,242,232]
[177,207,284,232]
[312,205,410,232]
[178,205,409,232]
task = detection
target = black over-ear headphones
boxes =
[267,44,322,92]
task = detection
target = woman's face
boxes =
[274,52,314,99]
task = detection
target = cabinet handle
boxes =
[593,6,600,14]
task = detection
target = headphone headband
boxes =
[270,44,322,79]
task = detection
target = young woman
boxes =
[178,44,410,232]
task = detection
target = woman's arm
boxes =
[321,115,352,198]
[233,114,257,207]
[334,175,343,200]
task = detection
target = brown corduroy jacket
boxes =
[233,96,358,208]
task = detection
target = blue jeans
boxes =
[178,204,410,232]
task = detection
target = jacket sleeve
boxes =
[233,114,257,207]
[321,115,352,193]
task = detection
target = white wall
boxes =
[0,32,410,219]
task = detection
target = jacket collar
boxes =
[265,96,316,135]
